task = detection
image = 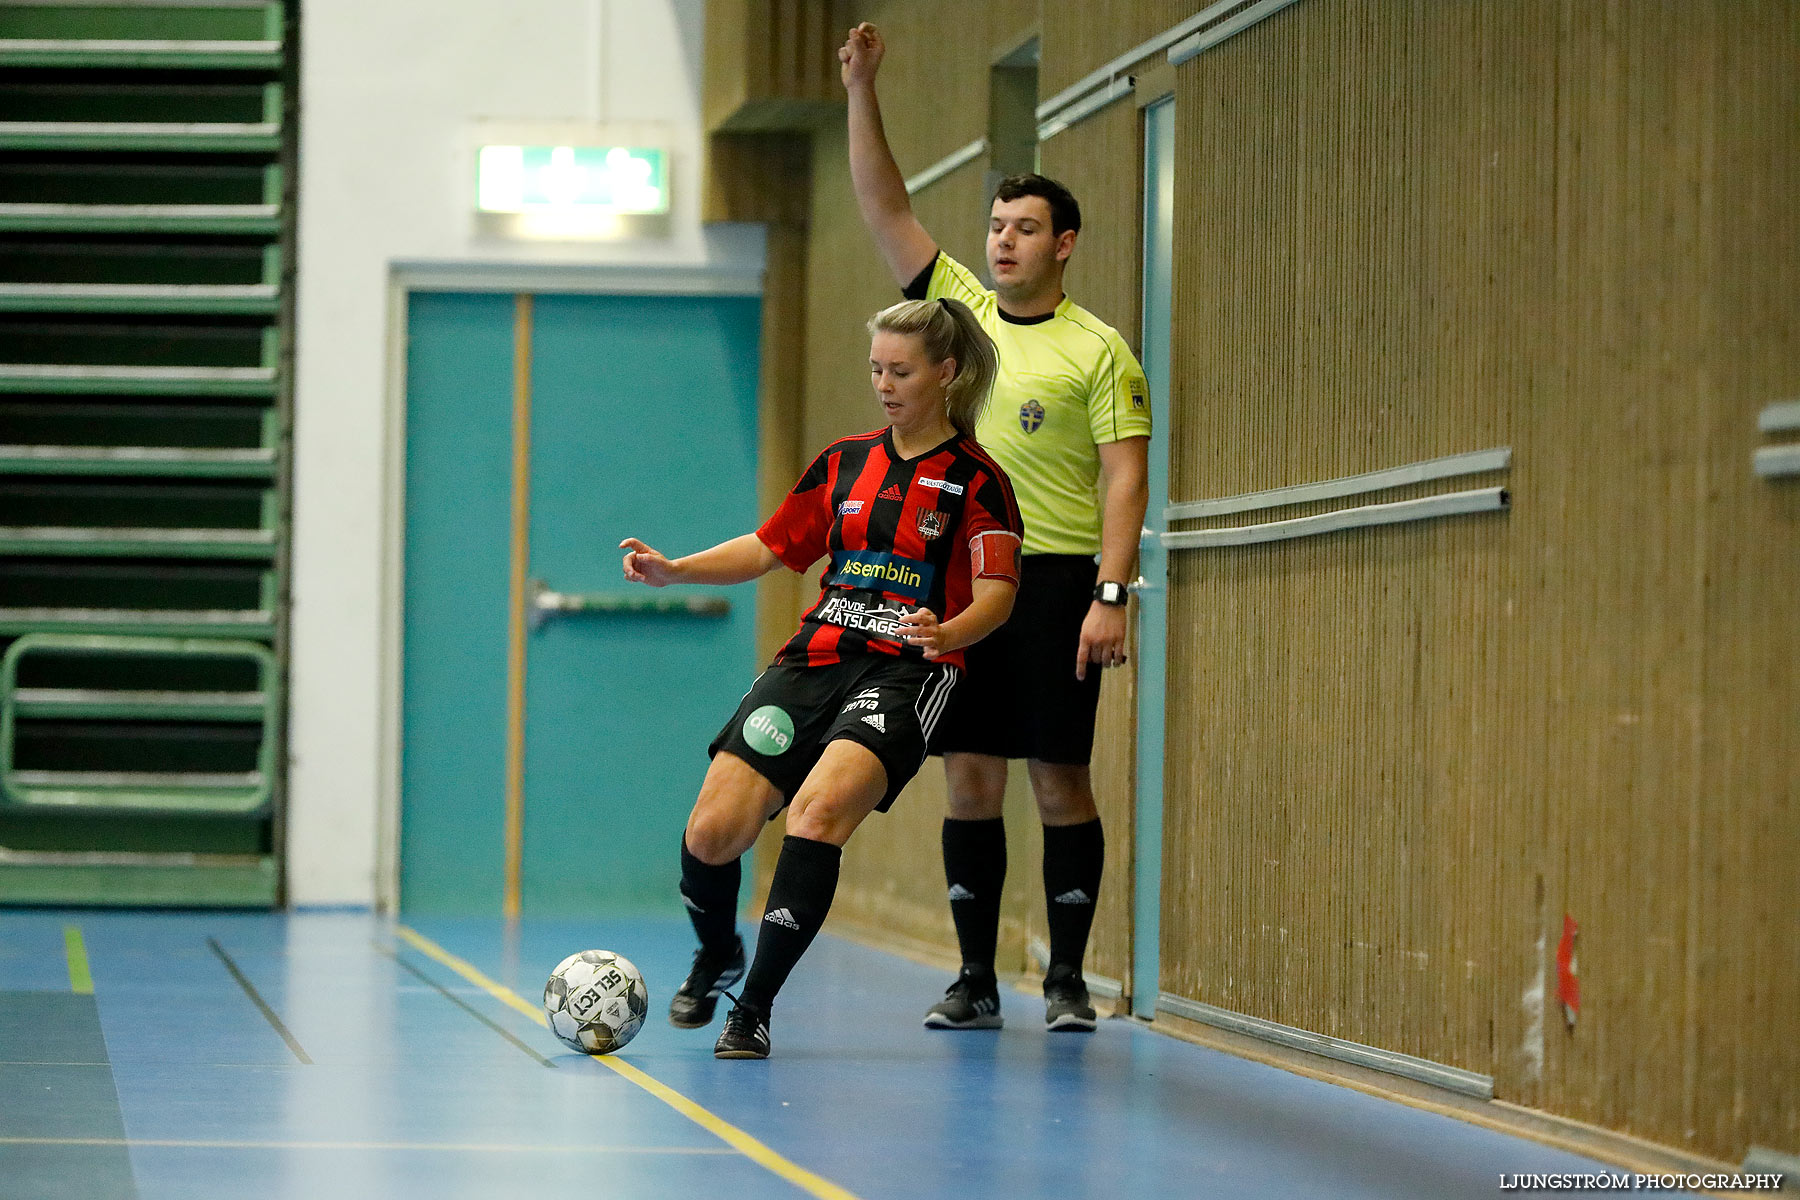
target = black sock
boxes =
[740,835,841,1011]
[679,839,741,957]
[1043,818,1104,971]
[942,817,1007,972]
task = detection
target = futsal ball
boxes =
[544,950,649,1055]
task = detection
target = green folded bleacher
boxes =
[0,0,291,907]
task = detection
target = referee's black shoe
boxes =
[1043,963,1097,1032]
[668,936,745,1029]
[713,994,771,1059]
[923,965,1003,1030]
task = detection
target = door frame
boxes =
[1132,90,1176,1017]
[375,261,764,914]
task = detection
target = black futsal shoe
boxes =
[668,936,746,1029]
[713,995,771,1059]
[1043,963,1097,1032]
[923,964,1004,1030]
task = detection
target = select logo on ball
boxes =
[543,949,649,1056]
[743,705,794,756]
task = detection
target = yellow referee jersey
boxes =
[911,252,1151,556]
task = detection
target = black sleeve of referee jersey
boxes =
[901,253,940,301]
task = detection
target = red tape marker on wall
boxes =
[1556,913,1580,1029]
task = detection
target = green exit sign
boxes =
[477,145,669,215]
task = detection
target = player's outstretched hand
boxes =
[620,538,678,587]
[839,22,884,89]
[899,606,950,659]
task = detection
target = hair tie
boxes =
[938,297,951,312]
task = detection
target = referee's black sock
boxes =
[1043,818,1104,971]
[941,817,1007,972]
[740,835,841,1012]
[679,839,741,958]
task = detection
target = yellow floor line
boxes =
[0,1136,733,1155]
[394,924,862,1200]
[63,925,93,995]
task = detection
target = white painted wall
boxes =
[290,0,763,905]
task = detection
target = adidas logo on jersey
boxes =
[861,712,886,733]
[947,883,975,901]
[878,484,905,501]
[763,907,802,930]
[1052,888,1093,905]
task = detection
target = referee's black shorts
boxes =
[927,554,1103,765]
[710,655,960,811]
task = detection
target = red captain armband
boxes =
[970,531,1022,586]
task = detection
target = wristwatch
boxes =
[1093,580,1129,607]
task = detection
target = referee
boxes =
[840,23,1152,1032]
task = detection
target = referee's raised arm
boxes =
[839,22,939,288]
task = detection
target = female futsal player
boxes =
[620,297,1023,1058]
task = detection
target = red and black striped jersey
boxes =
[756,428,1024,670]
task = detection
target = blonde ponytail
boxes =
[866,298,998,439]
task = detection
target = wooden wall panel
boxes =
[987,0,1040,56]
[705,132,812,226]
[1164,0,1796,1164]
[1534,0,1712,1140]
[1165,0,1531,1094]
[1689,2,1800,1161]
[1038,102,1142,348]
[825,0,989,178]
[703,0,753,131]
[752,220,812,668]
[1039,0,1193,101]
[1165,516,1512,1045]
[705,0,841,132]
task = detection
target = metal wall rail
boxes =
[1755,401,1800,479]
[1157,992,1497,1100]
[1161,448,1512,550]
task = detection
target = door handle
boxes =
[528,578,731,632]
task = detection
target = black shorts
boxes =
[928,554,1103,765]
[709,656,961,811]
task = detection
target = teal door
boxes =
[402,290,762,916]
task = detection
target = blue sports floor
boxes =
[0,910,1683,1199]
